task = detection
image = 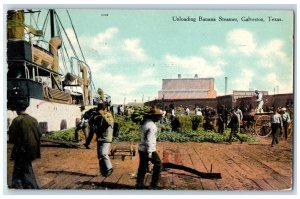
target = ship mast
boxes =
[50,9,55,37]
[48,9,62,89]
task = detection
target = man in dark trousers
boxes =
[88,102,114,177]
[270,108,283,146]
[281,107,291,140]
[74,105,89,142]
[227,109,243,144]
[136,107,162,189]
[8,100,42,189]
[217,113,224,134]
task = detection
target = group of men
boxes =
[8,99,162,190]
[76,104,163,189]
[7,89,292,189]
[270,107,292,147]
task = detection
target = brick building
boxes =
[145,75,293,113]
[158,75,216,100]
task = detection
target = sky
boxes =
[24,9,294,104]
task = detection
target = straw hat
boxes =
[145,108,163,116]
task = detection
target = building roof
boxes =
[162,78,213,90]
[158,90,214,100]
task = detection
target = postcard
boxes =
[6,8,294,192]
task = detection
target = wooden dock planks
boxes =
[7,139,293,191]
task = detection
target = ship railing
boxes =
[8,59,63,88]
[70,57,91,75]
[70,56,93,86]
[33,39,55,55]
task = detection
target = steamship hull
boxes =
[6,40,89,132]
[7,98,83,132]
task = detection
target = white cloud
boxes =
[92,71,137,102]
[266,73,280,86]
[98,73,159,104]
[265,73,293,93]
[86,58,116,73]
[258,39,284,57]
[140,68,154,78]
[89,63,160,103]
[165,54,224,77]
[201,45,223,56]
[257,59,274,68]
[227,29,256,55]
[93,27,119,44]
[123,39,147,61]
[64,28,77,44]
[231,68,254,91]
[91,27,119,52]
[80,27,119,54]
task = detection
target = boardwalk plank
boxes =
[241,147,292,190]
[188,144,218,190]
[7,140,293,191]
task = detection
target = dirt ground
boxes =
[6,136,293,191]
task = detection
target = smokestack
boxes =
[225,76,228,95]
[178,74,181,79]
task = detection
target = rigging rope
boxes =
[54,11,79,60]
[38,10,49,43]
[55,16,68,75]
[66,10,87,63]
[54,12,75,74]
[65,10,95,90]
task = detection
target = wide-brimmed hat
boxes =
[282,107,286,111]
[145,108,163,116]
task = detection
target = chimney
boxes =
[225,76,228,95]
[194,74,198,78]
[178,74,181,79]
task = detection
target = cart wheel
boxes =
[255,115,272,137]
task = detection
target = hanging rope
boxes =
[37,10,49,43]
[53,10,95,90]
[65,9,96,89]
[55,16,68,74]
[54,11,79,59]
[66,10,87,63]
[54,12,74,74]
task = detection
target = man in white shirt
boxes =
[281,107,291,140]
[235,107,243,132]
[185,107,190,115]
[136,107,162,189]
[195,107,202,116]
[255,90,264,113]
[270,108,283,147]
